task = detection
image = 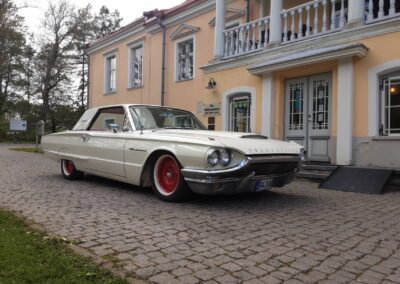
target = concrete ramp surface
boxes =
[319,167,392,194]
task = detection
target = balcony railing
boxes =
[223,16,270,58]
[221,0,400,59]
[366,0,400,23]
[281,0,346,44]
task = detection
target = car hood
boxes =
[144,129,302,155]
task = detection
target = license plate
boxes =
[255,178,273,192]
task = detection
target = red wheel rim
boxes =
[64,160,74,175]
[156,156,179,194]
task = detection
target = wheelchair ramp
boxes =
[319,167,392,194]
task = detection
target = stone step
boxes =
[296,170,332,180]
[301,164,338,172]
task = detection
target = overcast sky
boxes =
[16,0,185,33]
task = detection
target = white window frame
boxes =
[368,60,400,136]
[104,52,117,94]
[381,75,400,136]
[128,41,144,89]
[174,35,195,82]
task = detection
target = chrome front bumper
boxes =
[181,155,300,195]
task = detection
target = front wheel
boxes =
[61,159,84,180]
[151,154,192,202]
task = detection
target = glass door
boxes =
[229,95,251,132]
[285,74,332,162]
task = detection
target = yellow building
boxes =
[87,0,400,168]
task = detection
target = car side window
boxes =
[88,107,126,131]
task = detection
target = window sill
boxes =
[176,78,194,83]
[127,85,144,90]
[104,90,117,96]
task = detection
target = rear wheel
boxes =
[151,154,191,202]
[61,159,84,180]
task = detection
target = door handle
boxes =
[81,134,90,142]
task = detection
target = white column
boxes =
[261,73,274,138]
[269,0,283,46]
[337,58,354,165]
[214,0,226,59]
[347,0,365,25]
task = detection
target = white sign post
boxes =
[36,120,45,151]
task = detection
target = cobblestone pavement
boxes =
[1,145,400,284]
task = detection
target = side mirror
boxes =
[109,123,120,133]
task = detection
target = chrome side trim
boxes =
[58,151,89,161]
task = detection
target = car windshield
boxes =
[129,106,207,130]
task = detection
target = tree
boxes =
[35,0,78,121]
[92,6,123,39]
[35,0,77,121]
[73,4,94,110]
[73,4,123,110]
[35,1,123,127]
[0,0,26,117]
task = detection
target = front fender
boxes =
[124,140,210,186]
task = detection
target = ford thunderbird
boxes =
[42,104,305,201]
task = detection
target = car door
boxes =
[84,106,128,177]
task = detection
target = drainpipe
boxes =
[157,15,166,106]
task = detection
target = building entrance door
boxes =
[284,74,332,162]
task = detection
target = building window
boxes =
[229,95,251,132]
[105,55,116,93]
[176,38,194,81]
[382,76,400,135]
[129,44,143,88]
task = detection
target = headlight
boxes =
[220,151,232,166]
[207,150,221,166]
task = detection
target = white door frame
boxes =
[284,73,333,162]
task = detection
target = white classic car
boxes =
[42,104,305,201]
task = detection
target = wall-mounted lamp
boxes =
[206,77,216,89]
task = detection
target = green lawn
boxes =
[8,147,43,153]
[0,209,128,284]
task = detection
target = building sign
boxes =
[203,103,221,117]
[10,118,27,131]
